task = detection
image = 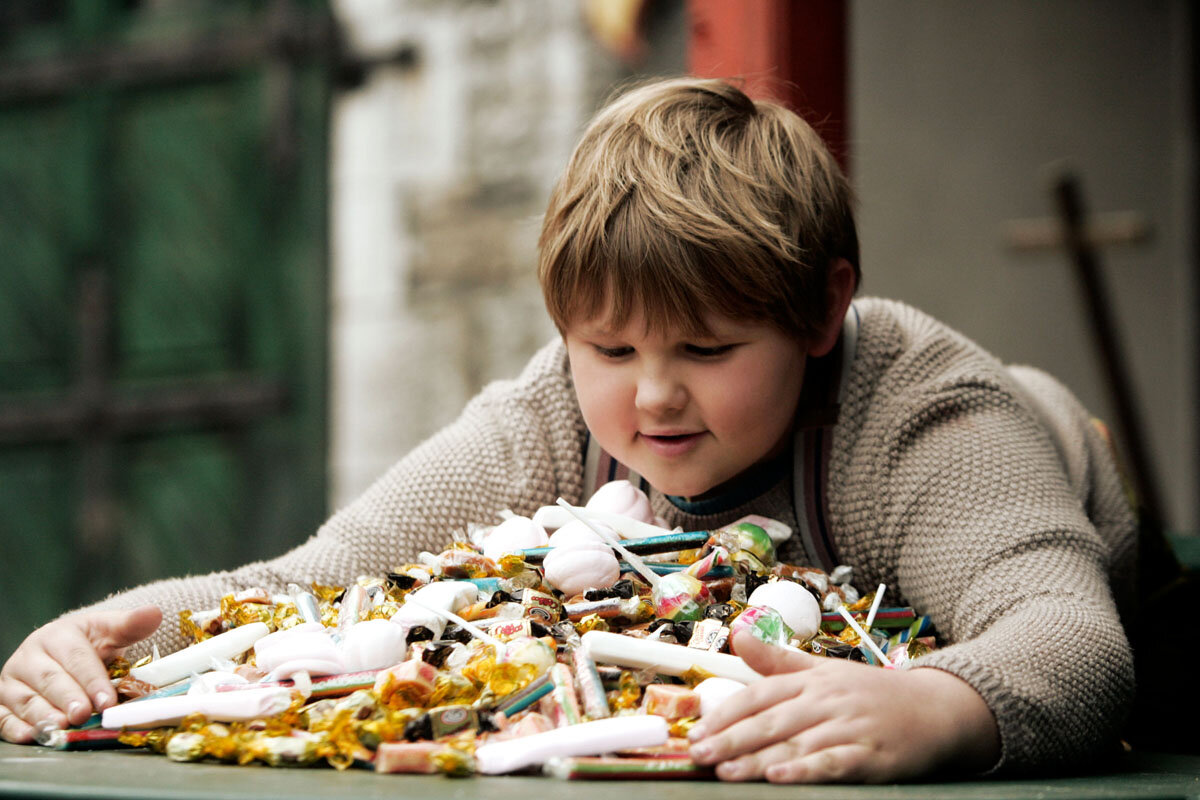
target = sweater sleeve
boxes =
[876,376,1134,774]
[79,341,586,660]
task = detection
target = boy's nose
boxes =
[635,373,687,415]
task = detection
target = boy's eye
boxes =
[593,345,634,359]
[685,344,735,358]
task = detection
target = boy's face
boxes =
[565,310,809,499]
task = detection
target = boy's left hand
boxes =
[688,631,1000,783]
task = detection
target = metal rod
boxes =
[1053,173,1165,530]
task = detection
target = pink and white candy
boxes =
[542,539,620,597]
[585,480,656,525]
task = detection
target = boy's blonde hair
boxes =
[538,77,859,341]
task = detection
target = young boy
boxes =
[0,78,1134,783]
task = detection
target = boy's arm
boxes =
[1,342,584,741]
[879,380,1134,773]
[691,378,1132,781]
[79,341,583,659]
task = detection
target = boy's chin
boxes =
[644,474,721,500]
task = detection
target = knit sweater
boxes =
[86,297,1135,774]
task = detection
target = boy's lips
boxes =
[638,430,705,457]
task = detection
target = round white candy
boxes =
[586,480,655,525]
[482,516,549,562]
[543,541,620,597]
[747,580,821,641]
[693,677,747,718]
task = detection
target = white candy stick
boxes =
[556,499,660,588]
[573,508,675,540]
[836,606,892,667]
[130,622,270,687]
[403,595,506,653]
[865,583,886,629]
[475,715,669,774]
[102,686,293,729]
[582,630,761,683]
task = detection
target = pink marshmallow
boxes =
[586,480,656,525]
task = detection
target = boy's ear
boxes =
[805,258,857,357]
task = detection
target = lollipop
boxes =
[651,572,712,621]
[709,522,776,570]
[727,605,791,653]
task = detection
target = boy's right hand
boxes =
[0,606,162,743]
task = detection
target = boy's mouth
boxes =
[639,431,705,457]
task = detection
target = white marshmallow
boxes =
[531,505,572,532]
[339,618,409,672]
[482,515,548,562]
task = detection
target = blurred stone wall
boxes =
[328,1,667,508]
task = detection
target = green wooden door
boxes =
[0,0,330,657]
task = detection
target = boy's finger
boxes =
[764,742,872,784]
[712,738,802,782]
[4,677,68,734]
[689,673,812,745]
[733,631,819,676]
[86,606,162,656]
[690,673,801,738]
[43,633,117,712]
[25,659,95,726]
[690,695,821,765]
[0,704,35,744]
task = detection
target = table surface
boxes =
[2,743,1200,800]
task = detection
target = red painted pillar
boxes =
[687,0,848,170]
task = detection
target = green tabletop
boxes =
[2,743,1199,800]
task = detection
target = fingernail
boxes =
[67,701,84,719]
[93,691,111,709]
[34,718,62,736]
[690,742,712,761]
[719,761,744,780]
[687,724,707,741]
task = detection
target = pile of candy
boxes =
[39,481,934,778]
